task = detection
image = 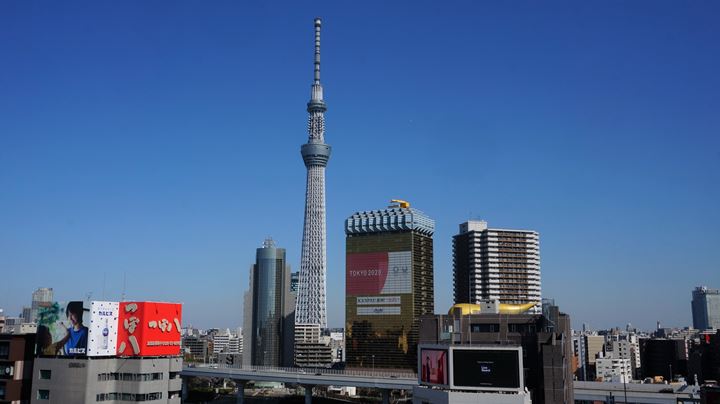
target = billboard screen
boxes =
[451,348,522,390]
[36,301,89,357]
[346,251,411,295]
[117,302,182,357]
[419,348,449,386]
[87,301,120,357]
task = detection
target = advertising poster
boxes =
[87,301,120,357]
[451,348,522,389]
[419,348,448,386]
[117,302,182,357]
[36,301,89,357]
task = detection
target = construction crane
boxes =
[390,199,411,208]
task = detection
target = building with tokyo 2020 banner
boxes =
[344,200,434,370]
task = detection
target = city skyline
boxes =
[1,2,719,331]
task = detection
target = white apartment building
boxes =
[595,353,632,383]
[453,220,541,311]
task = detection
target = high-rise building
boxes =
[453,220,541,311]
[692,286,720,330]
[251,239,291,366]
[296,18,331,330]
[344,200,434,369]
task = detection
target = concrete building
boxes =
[584,335,606,380]
[294,324,332,367]
[0,333,36,403]
[212,329,241,357]
[26,288,53,324]
[181,335,210,363]
[31,356,182,403]
[452,221,540,312]
[345,200,435,370]
[692,286,720,331]
[595,353,632,383]
[250,239,292,367]
[572,333,588,380]
[419,303,574,404]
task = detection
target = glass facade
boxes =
[251,242,289,366]
[345,227,434,370]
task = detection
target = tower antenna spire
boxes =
[314,18,321,84]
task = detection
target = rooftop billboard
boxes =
[418,345,524,392]
[451,347,522,390]
[36,301,89,357]
[117,301,182,357]
[36,300,181,358]
[418,347,449,387]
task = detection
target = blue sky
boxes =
[1,1,718,331]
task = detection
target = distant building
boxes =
[584,335,605,380]
[182,334,210,363]
[29,287,53,324]
[688,331,720,385]
[250,239,292,367]
[452,220,540,312]
[595,353,632,383]
[345,201,434,369]
[692,286,720,331]
[290,272,299,293]
[640,338,689,381]
[212,329,242,357]
[419,301,573,404]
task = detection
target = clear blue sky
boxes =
[1,1,718,332]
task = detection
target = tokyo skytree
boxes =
[296,18,330,328]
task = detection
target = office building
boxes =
[345,200,434,369]
[419,301,573,404]
[31,356,182,403]
[452,221,540,312]
[296,18,331,329]
[0,333,36,403]
[692,286,720,331]
[250,239,292,367]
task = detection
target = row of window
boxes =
[97,372,164,382]
[96,392,163,401]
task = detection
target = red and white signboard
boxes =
[117,302,182,357]
[346,251,411,295]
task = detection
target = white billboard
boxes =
[87,301,120,356]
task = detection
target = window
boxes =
[0,343,9,359]
[471,323,500,333]
[37,389,50,400]
[40,369,51,380]
[0,382,6,399]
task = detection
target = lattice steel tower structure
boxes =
[296,18,331,328]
